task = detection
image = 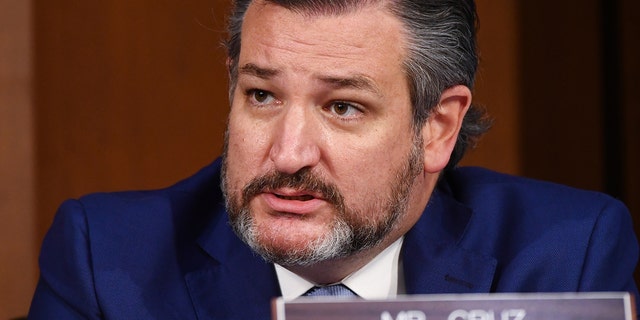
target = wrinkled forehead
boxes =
[254,0,388,16]
[240,0,407,67]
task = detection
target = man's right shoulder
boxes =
[34,158,230,318]
[75,157,225,219]
[47,157,227,255]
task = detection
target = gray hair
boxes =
[224,0,491,170]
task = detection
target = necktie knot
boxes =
[304,284,357,297]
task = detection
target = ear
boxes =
[422,85,472,173]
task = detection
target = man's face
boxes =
[222,1,432,266]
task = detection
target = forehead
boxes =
[259,0,385,15]
[239,0,407,76]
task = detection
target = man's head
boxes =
[220,0,488,277]
[226,0,490,169]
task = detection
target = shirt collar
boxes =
[275,237,404,300]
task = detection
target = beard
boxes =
[221,134,424,267]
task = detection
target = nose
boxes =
[269,106,321,174]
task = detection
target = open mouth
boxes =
[274,194,315,201]
[262,190,326,214]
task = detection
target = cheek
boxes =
[228,108,275,154]
[225,118,271,188]
[331,134,411,201]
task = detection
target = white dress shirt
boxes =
[275,237,405,300]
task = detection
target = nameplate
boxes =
[272,292,635,320]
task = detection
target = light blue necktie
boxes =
[304,284,358,297]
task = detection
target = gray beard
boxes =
[229,205,356,266]
[222,134,424,266]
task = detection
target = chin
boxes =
[250,221,353,266]
[256,223,328,248]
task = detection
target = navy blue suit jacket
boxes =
[29,159,640,319]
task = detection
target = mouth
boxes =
[260,189,326,215]
[269,187,323,201]
[274,194,315,201]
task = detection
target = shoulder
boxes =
[444,166,620,216]
[441,167,634,243]
[41,158,227,275]
[81,157,223,208]
[34,158,228,317]
[76,158,225,227]
[440,166,635,262]
[440,167,638,292]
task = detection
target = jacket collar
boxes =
[185,201,280,319]
[403,185,497,294]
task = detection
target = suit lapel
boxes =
[184,205,280,320]
[403,189,497,294]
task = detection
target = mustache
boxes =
[241,168,345,211]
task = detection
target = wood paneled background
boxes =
[1,0,36,317]
[1,0,638,317]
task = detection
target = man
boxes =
[29,0,639,319]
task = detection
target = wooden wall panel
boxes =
[518,0,639,280]
[0,0,37,317]
[620,0,640,236]
[34,0,231,241]
[462,0,521,175]
[519,0,605,191]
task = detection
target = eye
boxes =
[247,89,276,105]
[327,101,362,118]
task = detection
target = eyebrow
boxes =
[238,63,280,79]
[317,74,383,98]
[238,63,383,97]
